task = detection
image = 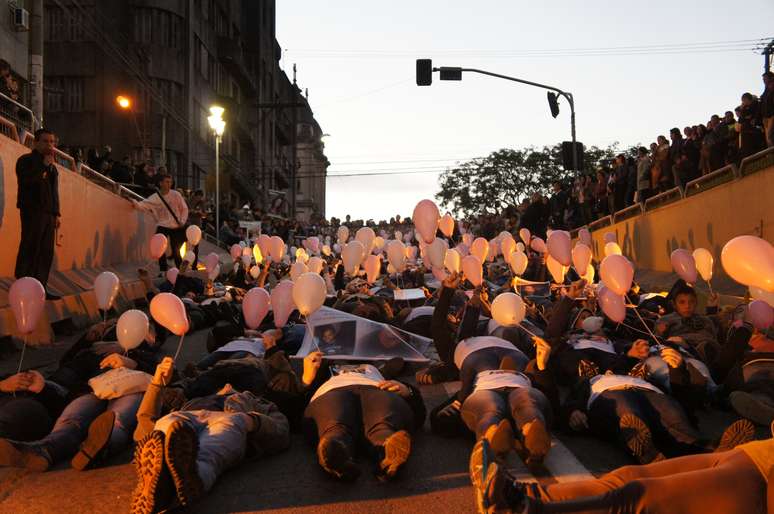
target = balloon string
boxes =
[625,295,661,343]
[172,333,186,362]
[707,279,714,296]
[16,336,27,375]
[520,323,541,340]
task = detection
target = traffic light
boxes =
[416,59,433,86]
[561,141,585,171]
[547,92,560,118]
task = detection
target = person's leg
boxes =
[15,210,45,284]
[359,387,415,479]
[156,226,170,271]
[40,393,107,463]
[641,391,704,455]
[0,397,53,441]
[509,387,552,464]
[37,214,55,289]
[461,390,508,440]
[529,450,765,514]
[170,228,186,268]
[589,390,662,464]
[105,392,144,454]
[304,388,361,479]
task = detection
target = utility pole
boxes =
[763,40,774,72]
[29,0,44,126]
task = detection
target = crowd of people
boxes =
[6,134,774,512]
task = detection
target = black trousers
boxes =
[156,225,186,271]
[15,210,56,288]
[304,385,414,449]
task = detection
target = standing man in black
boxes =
[14,128,61,300]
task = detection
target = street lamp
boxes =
[416,59,582,172]
[207,105,226,245]
[116,95,147,159]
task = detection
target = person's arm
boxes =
[175,191,189,226]
[561,378,592,430]
[247,399,291,457]
[431,276,459,365]
[134,357,174,442]
[711,324,753,383]
[16,154,45,188]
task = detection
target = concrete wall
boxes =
[0,134,156,277]
[0,9,29,81]
[585,163,774,294]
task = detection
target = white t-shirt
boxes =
[215,338,265,357]
[311,364,385,403]
[454,336,516,369]
[473,370,531,392]
[405,306,435,324]
[567,335,617,355]
[588,374,663,409]
[137,189,189,229]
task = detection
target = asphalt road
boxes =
[0,328,745,514]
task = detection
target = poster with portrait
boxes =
[295,307,431,362]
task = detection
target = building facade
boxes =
[37,0,325,218]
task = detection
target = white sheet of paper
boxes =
[393,288,426,301]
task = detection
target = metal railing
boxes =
[685,165,736,197]
[0,91,38,134]
[644,186,684,211]
[739,146,774,177]
[0,113,20,143]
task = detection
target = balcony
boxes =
[217,36,257,97]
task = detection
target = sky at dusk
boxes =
[277,1,774,221]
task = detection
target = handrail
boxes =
[0,113,20,143]
[739,146,774,177]
[0,90,39,132]
[684,165,736,197]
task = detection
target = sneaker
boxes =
[628,361,650,380]
[469,438,498,514]
[715,418,755,452]
[0,439,50,471]
[729,391,774,426]
[523,419,551,466]
[71,411,115,471]
[415,362,459,385]
[577,359,599,379]
[485,419,514,459]
[164,420,205,507]
[619,414,664,464]
[317,435,360,481]
[130,431,174,514]
[378,430,411,480]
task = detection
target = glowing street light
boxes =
[207,106,226,245]
[116,95,131,109]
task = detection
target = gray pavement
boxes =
[0,327,746,513]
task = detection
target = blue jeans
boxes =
[196,350,252,370]
[40,392,143,463]
[461,387,552,439]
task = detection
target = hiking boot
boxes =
[716,418,755,452]
[523,419,551,466]
[729,391,774,426]
[164,420,205,507]
[317,436,360,481]
[72,410,115,471]
[619,414,664,464]
[577,359,599,379]
[485,419,514,459]
[378,430,412,480]
[0,439,51,472]
[130,431,174,514]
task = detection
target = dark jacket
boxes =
[16,149,60,216]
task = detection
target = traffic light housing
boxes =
[547,92,560,118]
[416,59,433,86]
[561,141,585,171]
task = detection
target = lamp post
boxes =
[207,106,226,245]
[116,95,147,159]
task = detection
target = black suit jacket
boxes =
[16,149,60,216]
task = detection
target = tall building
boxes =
[38,0,326,219]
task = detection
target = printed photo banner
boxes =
[295,307,431,362]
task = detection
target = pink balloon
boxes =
[364,254,382,284]
[547,231,572,266]
[749,300,774,330]
[456,243,470,257]
[598,286,626,323]
[721,236,774,292]
[462,255,483,287]
[203,253,220,275]
[271,281,295,328]
[269,236,286,261]
[413,199,440,244]
[600,255,634,296]
[149,233,168,260]
[546,255,567,284]
[670,249,698,284]
[230,244,242,260]
[292,273,327,317]
[470,237,489,262]
[165,268,179,286]
[439,213,454,238]
[9,277,46,334]
[500,237,516,260]
[579,228,592,247]
[432,266,449,282]
[258,234,272,261]
[572,243,592,273]
[149,292,189,336]
[530,237,547,254]
[519,228,531,245]
[243,287,270,329]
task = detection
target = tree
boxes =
[436,143,621,217]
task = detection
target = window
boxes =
[133,8,182,49]
[133,8,152,43]
[45,6,91,42]
[45,77,84,112]
[45,8,64,41]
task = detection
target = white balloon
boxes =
[491,292,526,327]
[427,238,447,269]
[290,260,309,282]
[292,273,327,317]
[693,248,714,282]
[94,271,120,311]
[116,309,149,351]
[508,251,529,276]
[185,225,202,246]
